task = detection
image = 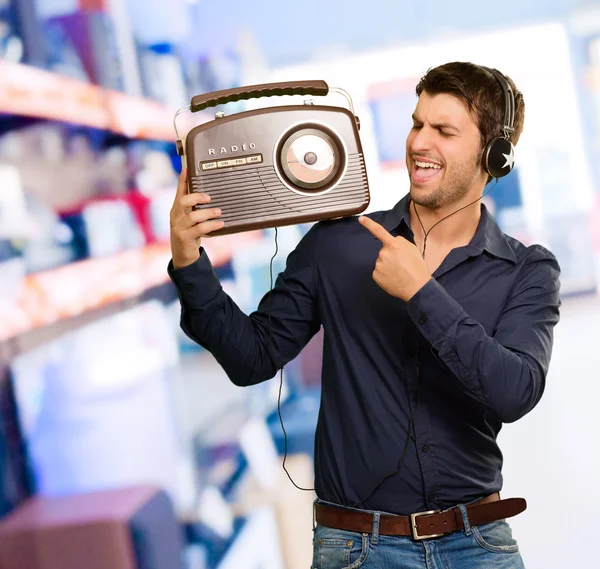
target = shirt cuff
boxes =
[407,278,466,348]
[167,248,223,310]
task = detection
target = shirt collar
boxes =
[381,194,517,263]
[381,194,412,234]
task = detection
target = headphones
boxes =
[479,66,517,179]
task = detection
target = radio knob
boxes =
[304,152,317,165]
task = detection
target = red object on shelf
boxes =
[79,0,109,10]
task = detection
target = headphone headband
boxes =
[480,66,515,139]
[478,65,518,179]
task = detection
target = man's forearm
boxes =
[406,269,559,423]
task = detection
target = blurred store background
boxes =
[0,1,599,568]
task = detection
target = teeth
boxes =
[415,161,442,169]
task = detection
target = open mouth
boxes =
[411,159,444,184]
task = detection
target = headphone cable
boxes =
[413,182,497,259]
[268,228,318,492]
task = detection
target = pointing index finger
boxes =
[358,216,395,245]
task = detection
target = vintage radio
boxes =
[174,80,370,236]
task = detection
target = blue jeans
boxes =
[312,500,525,569]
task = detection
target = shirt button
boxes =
[422,444,430,453]
[418,315,428,325]
[186,283,194,292]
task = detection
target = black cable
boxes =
[269,227,317,492]
[413,181,498,259]
[348,361,423,508]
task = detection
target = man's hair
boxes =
[415,62,525,152]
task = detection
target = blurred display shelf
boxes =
[0,232,260,358]
[183,507,284,569]
[214,507,284,569]
[0,61,249,360]
[0,60,205,140]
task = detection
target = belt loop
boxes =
[313,501,317,530]
[457,503,471,536]
[371,512,380,544]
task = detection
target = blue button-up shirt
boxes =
[168,194,561,515]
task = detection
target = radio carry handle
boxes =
[190,80,329,113]
[174,80,357,156]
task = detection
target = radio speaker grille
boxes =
[191,153,368,230]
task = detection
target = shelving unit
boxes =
[0,60,261,355]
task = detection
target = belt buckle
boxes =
[410,510,442,541]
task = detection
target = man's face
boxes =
[405,91,486,209]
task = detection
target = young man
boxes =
[168,62,561,568]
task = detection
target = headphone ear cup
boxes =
[483,137,515,179]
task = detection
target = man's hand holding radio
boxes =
[170,168,224,269]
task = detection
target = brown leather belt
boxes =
[315,493,527,541]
